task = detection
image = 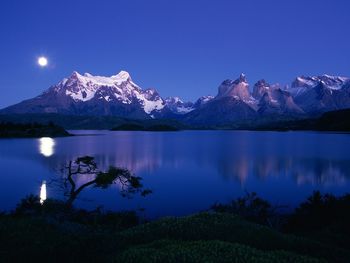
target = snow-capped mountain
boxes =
[290,75,348,96]
[253,80,303,115]
[193,95,214,108]
[52,70,165,115]
[185,73,350,125]
[289,75,350,113]
[184,74,258,125]
[1,70,350,126]
[1,70,191,119]
[164,97,194,114]
[216,73,256,106]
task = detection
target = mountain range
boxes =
[1,70,350,127]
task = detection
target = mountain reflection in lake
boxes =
[0,130,350,218]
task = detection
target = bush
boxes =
[14,195,139,231]
[287,191,350,232]
[211,192,286,228]
[285,191,350,250]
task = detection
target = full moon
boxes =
[38,56,48,67]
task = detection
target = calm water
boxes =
[0,130,350,218]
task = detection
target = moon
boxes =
[38,56,48,67]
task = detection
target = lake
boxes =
[0,130,350,218]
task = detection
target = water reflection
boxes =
[40,180,47,204]
[216,156,349,186]
[33,131,350,188]
[1,130,350,214]
[39,137,55,157]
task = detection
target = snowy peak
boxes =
[217,74,250,99]
[58,70,136,96]
[165,96,183,104]
[213,74,306,115]
[68,70,134,87]
[317,75,349,88]
[111,70,132,82]
[238,73,247,83]
[292,76,319,89]
[193,95,214,108]
[290,74,349,97]
[289,74,350,113]
[216,73,254,107]
[165,97,194,114]
[49,70,168,114]
[291,74,349,93]
[144,88,161,100]
[165,95,214,115]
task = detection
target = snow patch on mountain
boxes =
[135,91,165,114]
[193,95,214,108]
[289,75,349,97]
[165,97,195,114]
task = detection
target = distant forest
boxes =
[0,121,70,138]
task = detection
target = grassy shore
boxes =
[0,212,333,263]
[1,192,350,262]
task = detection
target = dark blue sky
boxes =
[0,0,349,108]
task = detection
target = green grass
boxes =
[117,212,349,262]
[116,240,325,263]
[0,212,349,262]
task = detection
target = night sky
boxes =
[0,0,349,108]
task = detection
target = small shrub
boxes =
[211,192,286,228]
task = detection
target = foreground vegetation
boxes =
[1,191,350,262]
